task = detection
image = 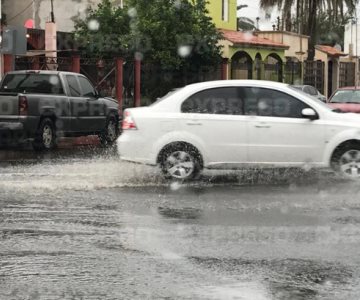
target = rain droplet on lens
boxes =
[88,19,100,31]
[49,75,60,85]
[243,32,253,42]
[128,7,137,18]
[178,45,192,58]
[134,52,144,61]
[170,181,181,191]
[302,162,312,172]
[55,120,64,130]
[173,0,182,9]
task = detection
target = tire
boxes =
[33,118,57,151]
[160,144,202,181]
[331,143,360,178]
[99,115,119,146]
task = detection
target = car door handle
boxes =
[186,121,202,126]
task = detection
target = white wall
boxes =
[344,21,360,57]
[4,0,122,32]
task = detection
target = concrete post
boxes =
[115,58,124,114]
[32,56,40,70]
[134,58,141,107]
[3,54,14,74]
[71,55,80,73]
[221,58,229,80]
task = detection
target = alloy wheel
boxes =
[339,149,360,178]
[165,151,195,179]
[42,125,53,148]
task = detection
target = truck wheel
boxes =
[33,118,57,151]
[99,115,119,146]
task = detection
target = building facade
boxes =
[3,0,123,32]
[209,0,288,81]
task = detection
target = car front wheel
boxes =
[332,144,360,178]
[160,145,202,181]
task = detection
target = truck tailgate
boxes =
[0,94,19,116]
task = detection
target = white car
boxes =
[117,80,360,180]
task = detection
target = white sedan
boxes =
[117,80,360,180]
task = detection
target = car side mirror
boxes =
[302,108,318,120]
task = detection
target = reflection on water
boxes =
[189,257,356,300]
[158,206,202,220]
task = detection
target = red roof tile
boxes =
[315,45,346,56]
[220,29,289,49]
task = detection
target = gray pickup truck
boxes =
[0,70,120,150]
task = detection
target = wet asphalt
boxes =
[1,145,360,300]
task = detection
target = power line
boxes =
[6,1,33,23]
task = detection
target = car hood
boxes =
[327,102,360,113]
[329,110,360,127]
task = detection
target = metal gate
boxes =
[263,62,282,82]
[303,61,324,94]
[339,62,355,87]
[284,61,302,84]
[231,60,252,79]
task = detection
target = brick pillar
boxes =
[115,58,124,114]
[71,55,80,73]
[134,58,141,107]
[3,55,14,74]
[221,58,229,80]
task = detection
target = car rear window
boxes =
[330,90,360,103]
[0,73,64,95]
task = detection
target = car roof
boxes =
[5,70,83,76]
[183,80,289,90]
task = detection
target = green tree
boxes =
[316,11,352,47]
[73,0,223,99]
[73,0,131,59]
[126,0,222,68]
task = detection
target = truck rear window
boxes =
[0,74,64,95]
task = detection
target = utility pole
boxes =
[0,0,2,78]
[46,0,57,70]
[50,0,55,22]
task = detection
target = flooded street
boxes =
[1,146,360,299]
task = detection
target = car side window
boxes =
[181,87,243,115]
[66,75,81,97]
[79,76,97,98]
[241,87,311,118]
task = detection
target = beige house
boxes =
[314,45,348,98]
[256,31,309,62]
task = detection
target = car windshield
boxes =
[329,90,360,103]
